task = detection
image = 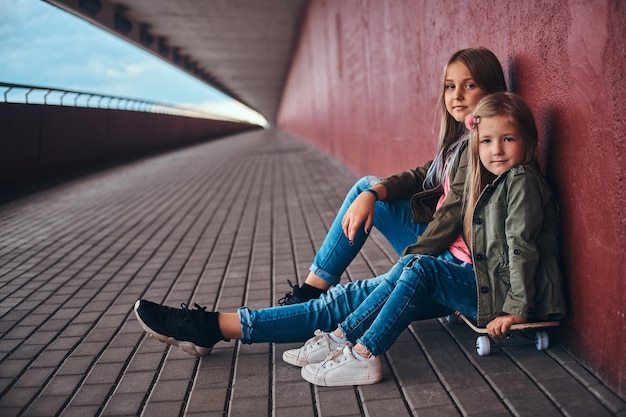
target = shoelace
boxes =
[171,302,227,347]
[180,302,208,312]
[321,345,351,368]
[173,303,209,328]
[277,279,298,305]
[304,330,328,350]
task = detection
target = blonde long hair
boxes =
[424,48,508,189]
[463,92,539,246]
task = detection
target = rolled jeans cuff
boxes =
[308,264,341,287]
[238,307,253,344]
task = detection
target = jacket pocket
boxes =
[485,201,507,239]
[496,266,510,286]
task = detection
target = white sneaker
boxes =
[283,330,344,367]
[300,345,382,386]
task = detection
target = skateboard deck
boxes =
[453,312,560,356]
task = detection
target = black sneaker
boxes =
[134,299,227,357]
[278,280,310,305]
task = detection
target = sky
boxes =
[0,0,267,125]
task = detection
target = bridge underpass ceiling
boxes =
[45,0,309,124]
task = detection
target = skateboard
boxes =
[451,312,560,356]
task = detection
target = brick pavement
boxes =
[0,129,624,417]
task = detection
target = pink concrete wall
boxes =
[0,103,259,192]
[277,0,626,397]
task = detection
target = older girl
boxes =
[279,47,508,304]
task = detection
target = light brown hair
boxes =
[425,48,508,188]
[463,92,539,247]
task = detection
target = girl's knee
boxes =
[354,176,380,191]
[398,254,419,268]
[398,254,432,272]
[401,255,439,284]
[410,254,438,269]
[380,255,417,286]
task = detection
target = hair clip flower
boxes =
[464,114,480,131]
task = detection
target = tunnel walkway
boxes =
[0,129,624,417]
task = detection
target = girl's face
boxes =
[444,61,485,123]
[477,115,526,176]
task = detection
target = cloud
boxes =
[105,61,156,79]
[0,0,253,117]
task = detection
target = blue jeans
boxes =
[239,254,477,349]
[239,275,383,344]
[339,254,476,356]
[310,176,428,286]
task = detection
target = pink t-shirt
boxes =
[435,176,472,264]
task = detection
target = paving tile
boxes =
[58,405,101,417]
[12,367,55,390]
[141,400,184,417]
[150,379,190,402]
[274,405,316,417]
[0,358,30,379]
[316,385,362,416]
[23,394,68,416]
[401,382,454,411]
[82,363,123,387]
[185,386,229,413]
[66,383,112,407]
[363,398,412,417]
[540,377,616,417]
[99,392,143,416]
[274,379,314,407]
[40,374,82,397]
[0,386,38,408]
[56,355,94,376]
[97,346,134,363]
[451,385,509,415]
[114,371,155,394]
[71,341,105,357]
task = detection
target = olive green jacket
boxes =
[471,164,566,326]
[379,141,469,256]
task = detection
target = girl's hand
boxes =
[341,192,376,242]
[486,314,526,338]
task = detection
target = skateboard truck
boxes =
[452,311,560,356]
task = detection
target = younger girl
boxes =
[134,93,566,387]
[279,47,508,304]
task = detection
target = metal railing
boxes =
[0,81,241,121]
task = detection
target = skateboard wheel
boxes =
[535,331,549,350]
[476,336,491,356]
